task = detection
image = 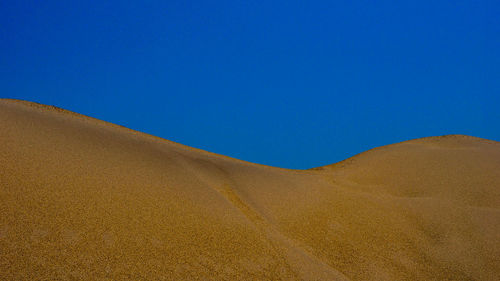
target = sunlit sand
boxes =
[1,99,498,280]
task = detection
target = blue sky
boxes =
[1,1,499,169]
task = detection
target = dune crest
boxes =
[1,99,499,280]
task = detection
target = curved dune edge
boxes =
[0,99,499,280]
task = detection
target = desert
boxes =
[1,99,499,280]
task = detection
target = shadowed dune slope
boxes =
[0,99,499,280]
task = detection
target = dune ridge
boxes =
[1,99,499,280]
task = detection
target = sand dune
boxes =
[1,99,499,280]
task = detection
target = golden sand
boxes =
[0,99,499,280]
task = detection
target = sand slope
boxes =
[0,99,499,280]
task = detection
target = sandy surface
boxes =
[1,99,499,280]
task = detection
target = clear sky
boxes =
[1,1,499,169]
